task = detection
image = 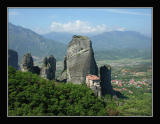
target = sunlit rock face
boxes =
[65,35,98,84]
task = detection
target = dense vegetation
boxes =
[8,56,152,116]
[8,66,107,116]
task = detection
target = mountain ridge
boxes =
[43,30,152,51]
[8,23,67,62]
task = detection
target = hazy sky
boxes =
[8,8,152,37]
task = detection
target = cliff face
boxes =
[8,49,19,70]
[40,55,56,80]
[21,53,56,80]
[60,35,98,84]
[21,53,34,72]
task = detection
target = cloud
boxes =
[33,20,126,35]
[50,20,107,34]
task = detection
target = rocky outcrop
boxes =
[21,53,33,72]
[100,65,114,96]
[40,55,56,80]
[21,53,56,80]
[21,53,40,75]
[60,35,98,84]
[8,49,19,70]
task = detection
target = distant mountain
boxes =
[8,23,152,63]
[90,31,152,51]
[43,30,152,51]
[43,32,97,44]
[8,23,67,62]
[43,32,74,44]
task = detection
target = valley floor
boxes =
[33,58,152,116]
[56,58,152,116]
[98,58,152,116]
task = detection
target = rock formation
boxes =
[21,53,34,72]
[8,49,19,70]
[100,64,114,96]
[21,53,40,75]
[60,35,98,84]
[21,53,56,80]
[58,56,67,82]
[40,55,56,80]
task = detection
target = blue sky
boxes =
[8,8,152,37]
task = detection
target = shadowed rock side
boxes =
[60,35,98,84]
[58,56,67,82]
[100,65,114,96]
[40,55,56,80]
[8,49,19,70]
[21,53,40,75]
[21,53,34,72]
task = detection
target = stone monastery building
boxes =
[86,74,102,97]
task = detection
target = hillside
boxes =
[8,23,67,62]
[8,66,107,116]
[43,30,152,51]
[91,31,152,51]
[8,23,152,64]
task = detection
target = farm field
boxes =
[98,58,152,116]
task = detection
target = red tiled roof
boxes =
[86,75,100,80]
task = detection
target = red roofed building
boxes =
[86,74,101,97]
[86,74,100,87]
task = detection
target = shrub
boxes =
[8,67,107,116]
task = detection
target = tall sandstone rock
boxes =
[60,35,98,84]
[21,53,40,75]
[8,49,19,69]
[21,53,34,72]
[40,55,56,80]
[100,65,114,96]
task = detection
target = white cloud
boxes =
[50,20,107,34]
[33,20,126,35]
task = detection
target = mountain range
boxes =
[44,30,151,51]
[8,23,67,62]
[8,23,152,63]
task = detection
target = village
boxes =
[111,78,152,94]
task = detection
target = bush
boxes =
[8,66,107,116]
